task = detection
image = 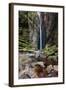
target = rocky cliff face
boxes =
[28,12,58,50]
[19,11,58,51]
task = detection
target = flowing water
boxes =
[38,12,42,52]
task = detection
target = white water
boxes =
[38,12,42,51]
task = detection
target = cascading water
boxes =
[34,12,43,58]
[39,12,42,51]
[38,12,42,52]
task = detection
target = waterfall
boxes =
[38,12,42,51]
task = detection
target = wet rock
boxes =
[31,61,44,68]
[19,73,31,79]
[19,53,58,79]
[46,65,53,73]
[48,69,58,77]
[53,65,58,71]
